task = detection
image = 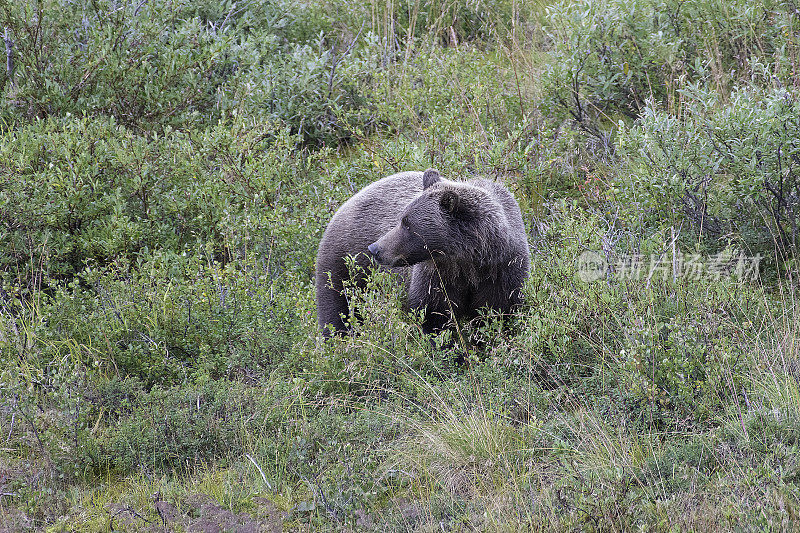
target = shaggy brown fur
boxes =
[315,168,529,336]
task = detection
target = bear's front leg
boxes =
[469,266,526,319]
[408,264,465,335]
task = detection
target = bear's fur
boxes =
[315,168,530,337]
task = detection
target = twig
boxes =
[110,505,152,524]
[15,394,51,467]
[245,453,273,490]
[645,226,681,289]
[133,0,148,17]
[4,27,13,87]
[219,2,244,33]
[6,411,14,442]
[297,470,339,522]
[328,21,365,99]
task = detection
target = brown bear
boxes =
[315,168,530,337]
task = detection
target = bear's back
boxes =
[320,171,424,259]
[468,178,527,239]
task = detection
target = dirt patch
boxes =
[108,493,285,532]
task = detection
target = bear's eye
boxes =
[401,217,410,230]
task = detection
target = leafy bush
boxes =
[542,0,799,135]
[486,204,621,390]
[621,87,800,258]
[0,114,330,387]
[484,202,757,425]
[617,294,748,425]
[1,0,231,128]
[0,116,319,289]
[38,253,307,387]
[1,0,371,144]
[370,48,528,144]
[543,0,682,132]
[230,36,374,147]
[87,379,280,473]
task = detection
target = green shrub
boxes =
[484,202,757,425]
[620,87,800,259]
[1,0,231,128]
[36,251,308,387]
[542,0,799,135]
[488,204,621,390]
[543,0,681,132]
[1,0,371,144]
[617,301,745,425]
[85,378,291,473]
[292,262,461,398]
[370,48,527,143]
[229,36,374,147]
[0,114,331,387]
[0,116,320,289]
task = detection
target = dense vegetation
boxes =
[1,0,799,530]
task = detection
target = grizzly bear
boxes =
[315,168,530,337]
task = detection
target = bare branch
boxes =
[3,26,13,87]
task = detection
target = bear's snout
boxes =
[367,241,385,265]
[368,240,395,266]
[367,242,381,261]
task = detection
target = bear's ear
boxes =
[422,168,441,189]
[439,190,461,215]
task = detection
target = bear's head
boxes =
[367,168,507,269]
